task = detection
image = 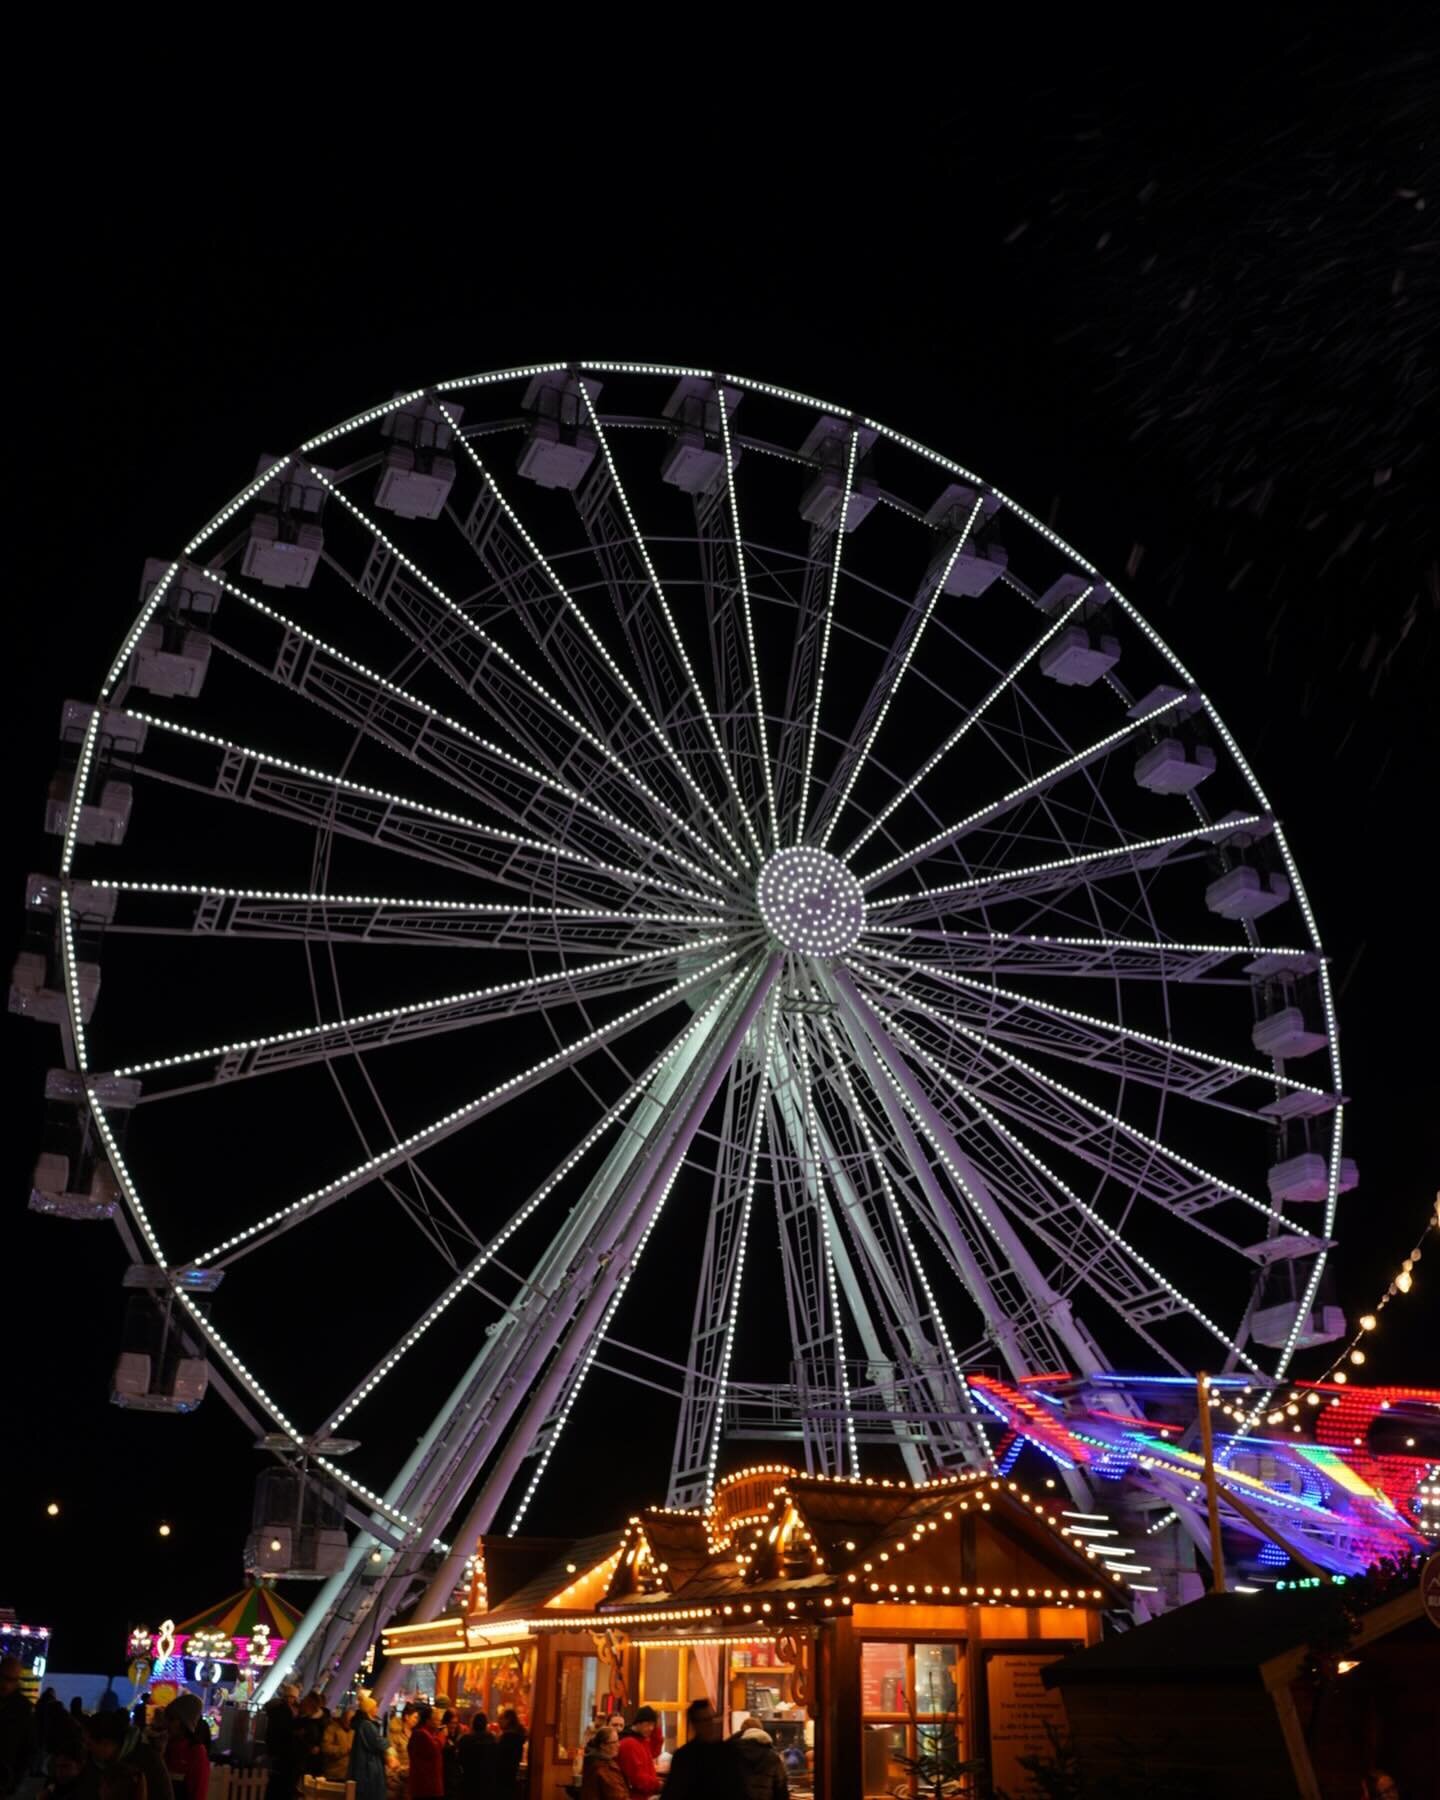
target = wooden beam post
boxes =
[1196,1372,1226,1595]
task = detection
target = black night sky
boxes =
[4,27,1437,1676]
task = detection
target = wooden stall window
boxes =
[638,1646,686,1753]
[859,1640,966,1799]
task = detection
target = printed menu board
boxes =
[984,1653,1071,1797]
[860,1640,907,1715]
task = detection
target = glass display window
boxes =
[860,1639,967,1799]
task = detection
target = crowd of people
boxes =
[0,1659,210,1800]
[579,1701,787,1800]
[0,1663,528,1800]
[261,1686,526,1800]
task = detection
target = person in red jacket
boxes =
[404,1709,446,1800]
[614,1709,663,1798]
[163,1697,210,1800]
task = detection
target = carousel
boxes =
[127,1584,303,1731]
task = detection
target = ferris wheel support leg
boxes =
[278,969,769,1699]
[354,957,782,1706]
[254,1298,541,1704]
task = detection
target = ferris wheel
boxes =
[17,362,1350,1691]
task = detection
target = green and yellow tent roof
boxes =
[177,1584,303,1640]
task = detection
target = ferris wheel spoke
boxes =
[851,973,1295,1236]
[94,881,718,957]
[858,689,1196,891]
[502,954,779,1534]
[105,940,730,1101]
[715,396,781,848]
[577,391,766,864]
[202,571,728,896]
[840,584,1095,861]
[812,1012,995,1471]
[851,947,1332,1111]
[791,429,859,846]
[325,988,748,1438]
[324,487,741,884]
[860,926,1312,986]
[823,970,1085,1384]
[123,710,728,914]
[418,437,755,875]
[863,816,1269,926]
[183,946,747,1270]
[814,491,987,852]
[875,1012,1270,1375]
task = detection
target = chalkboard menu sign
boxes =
[984,1652,1073,1798]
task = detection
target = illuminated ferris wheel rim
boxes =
[49,359,1348,1575]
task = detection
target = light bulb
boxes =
[159,1523,172,1537]
[1359,1314,1377,1331]
[46,1502,60,1517]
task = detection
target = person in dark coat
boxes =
[728,1720,787,1800]
[295,1697,326,1780]
[663,1701,744,1800]
[491,1714,525,1800]
[0,1658,37,1798]
[347,1697,387,1800]
[85,1708,173,1800]
[263,1688,300,1800]
[453,1715,493,1800]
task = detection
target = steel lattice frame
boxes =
[43,362,1346,1698]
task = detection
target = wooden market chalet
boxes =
[382,1463,1125,1797]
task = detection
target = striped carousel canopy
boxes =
[176,1583,303,1642]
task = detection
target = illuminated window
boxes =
[860,1640,966,1799]
[639,1646,686,1753]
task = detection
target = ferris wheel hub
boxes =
[756,847,866,957]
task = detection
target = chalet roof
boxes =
[461,1471,1125,1632]
[480,1531,622,1625]
[1044,1583,1427,1688]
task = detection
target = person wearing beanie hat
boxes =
[614,1709,662,1797]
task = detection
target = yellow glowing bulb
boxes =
[1350,1350,1365,1366]
[46,1501,60,1517]
[1395,1270,1413,1294]
[159,1523,172,1537]
[1359,1314,1377,1331]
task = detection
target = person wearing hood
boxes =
[728,1719,787,1800]
[161,1699,209,1800]
[347,1696,387,1800]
